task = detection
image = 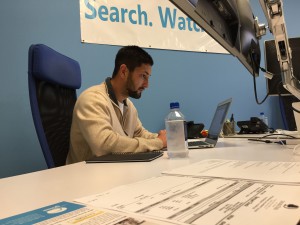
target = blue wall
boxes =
[0,0,299,178]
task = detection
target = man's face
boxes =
[125,64,152,99]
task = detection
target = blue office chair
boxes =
[28,44,81,168]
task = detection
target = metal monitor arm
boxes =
[257,0,300,99]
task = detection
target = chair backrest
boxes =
[28,44,81,168]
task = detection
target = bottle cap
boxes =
[170,102,180,109]
[260,112,264,115]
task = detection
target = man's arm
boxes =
[133,117,167,148]
[157,129,167,148]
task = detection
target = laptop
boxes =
[188,98,232,149]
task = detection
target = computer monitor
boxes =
[265,37,300,96]
[169,0,261,77]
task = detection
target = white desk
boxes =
[1,138,299,219]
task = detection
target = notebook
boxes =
[188,98,232,149]
[86,151,163,163]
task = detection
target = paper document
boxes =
[76,176,300,225]
[162,159,300,185]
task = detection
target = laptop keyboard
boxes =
[188,141,208,147]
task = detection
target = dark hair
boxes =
[112,45,153,78]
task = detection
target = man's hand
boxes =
[157,129,167,148]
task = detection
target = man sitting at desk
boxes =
[66,45,167,164]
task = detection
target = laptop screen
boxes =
[206,98,232,143]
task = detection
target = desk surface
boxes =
[1,138,300,219]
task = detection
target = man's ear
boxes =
[120,64,128,79]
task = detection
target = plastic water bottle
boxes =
[260,112,268,126]
[165,102,189,158]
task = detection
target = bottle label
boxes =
[165,120,188,153]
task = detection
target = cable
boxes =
[252,74,269,105]
[259,66,275,77]
[260,133,297,139]
[257,63,293,130]
[248,134,298,147]
[248,138,286,145]
[293,144,300,155]
[250,52,269,105]
[292,102,300,113]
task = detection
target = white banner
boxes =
[79,0,227,54]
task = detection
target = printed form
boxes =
[162,159,300,184]
[76,159,300,225]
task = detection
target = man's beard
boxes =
[128,89,141,99]
[126,74,142,99]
